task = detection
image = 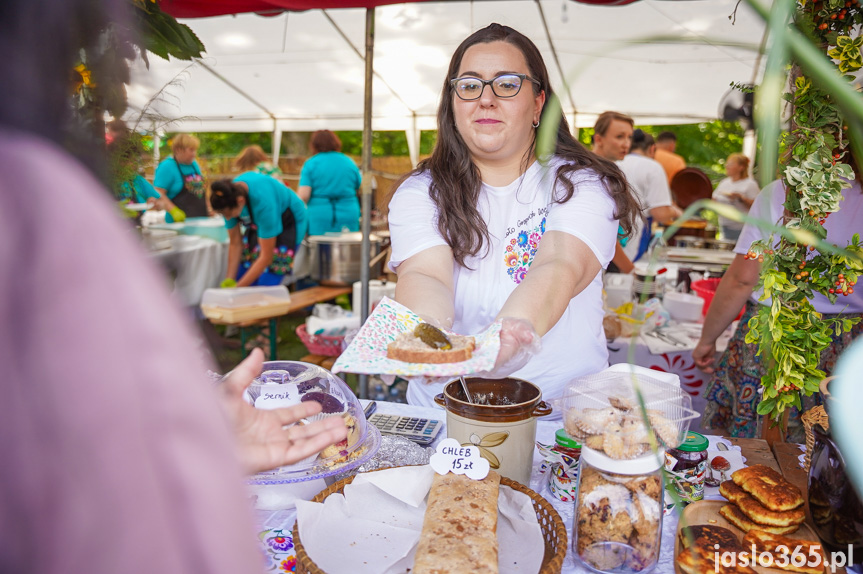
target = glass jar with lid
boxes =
[664,431,708,504]
[573,446,665,573]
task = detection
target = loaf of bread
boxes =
[413,471,500,574]
[387,331,475,364]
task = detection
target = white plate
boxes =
[124,203,149,211]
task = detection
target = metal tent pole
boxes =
[358,7,375,400]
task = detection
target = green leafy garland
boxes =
[744,0,863,423]
[72,0,204,200]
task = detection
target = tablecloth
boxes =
[254,400,735,573]
[149,236,228,307]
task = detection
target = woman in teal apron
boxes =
[152,133,208,221]
[210,172,308,287]
[297,130,361,235]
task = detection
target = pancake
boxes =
[719,481,806,527]
[676,523,755,574]
[679,525,740,550]
[742,529,826,574]
[719,504,799,535]
[731,465,804,512]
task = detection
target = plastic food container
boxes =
[662,291,704,323]
[200,286,291,323]
[244,361,381,485]
[558,371,699,461]
[664,431,709,504]
[573,446,665,573]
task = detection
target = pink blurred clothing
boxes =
[0,128,261,573]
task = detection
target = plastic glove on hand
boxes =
[478,317,541,380]
[168,206,186,222]
[220,278,237,289]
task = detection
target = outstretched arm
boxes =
[393,245,456,328]
[692,253,760,372]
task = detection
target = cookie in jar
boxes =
[573,448,664,574]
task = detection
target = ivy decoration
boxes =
[743,0,863,423]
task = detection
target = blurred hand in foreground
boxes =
[218,349,347,474]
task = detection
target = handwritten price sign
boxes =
[429,438,490,480]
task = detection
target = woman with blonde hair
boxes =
[152,133,208,221]
[234,145,282,179]
[712,152,760,240]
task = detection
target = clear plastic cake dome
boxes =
[242,361,381,484]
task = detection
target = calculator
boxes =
[366,409,442,446]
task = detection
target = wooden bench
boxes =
[207,285,352,359]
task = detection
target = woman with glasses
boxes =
[297,130,362,236]
[387,23,639,408]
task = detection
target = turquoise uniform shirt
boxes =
[153,157,204,223]
[120,174,160,204]
[226,171,308,246]
[299,151,361,235]
[153,157,203,200]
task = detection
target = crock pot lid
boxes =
[580,445,665,474]
[307,232,380,243]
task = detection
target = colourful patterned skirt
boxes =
[701,299,863,442]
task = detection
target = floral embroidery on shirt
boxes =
[504,217,545,284]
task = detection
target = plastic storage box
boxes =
[200,285,291,323]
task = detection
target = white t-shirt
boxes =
[388,157,618,408]
[617,153,672,260]
[713,176,761,232]
[735,179,863,313]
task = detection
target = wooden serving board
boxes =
[201,297,293,324]
[674,500,843,574]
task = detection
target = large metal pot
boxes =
[306,232,383,286]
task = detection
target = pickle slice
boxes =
[413,323,452,350]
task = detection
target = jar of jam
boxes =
[553,428,582,460]
[664,431,708,504]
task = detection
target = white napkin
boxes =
[296,465,545,574]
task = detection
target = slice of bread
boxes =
[386,331,475,364]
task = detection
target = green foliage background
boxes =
[577,120,748,184]
[159,130,438,158]
[159,122,745,182]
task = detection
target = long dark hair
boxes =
[210,179,247,212]
[390,23,639,267]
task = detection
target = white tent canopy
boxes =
[127,0,766,138]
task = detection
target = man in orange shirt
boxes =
[654,131,686,184]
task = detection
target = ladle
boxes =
[459,375,474,404]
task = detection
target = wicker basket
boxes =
[292,470,569,574]
[801,405,829,474]
[296,324,345,357]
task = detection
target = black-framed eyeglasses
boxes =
[449,73,541,101]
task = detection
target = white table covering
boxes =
[255,400,729,574]
[149,236,228,307]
